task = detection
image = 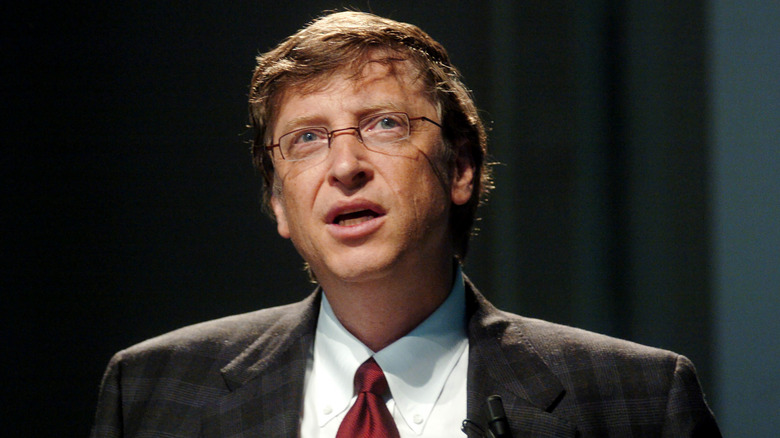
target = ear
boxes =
[270,194,291,239]
[450,141,475,206]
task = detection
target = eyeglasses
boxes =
[266,112,442,162]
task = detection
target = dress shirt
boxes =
[300,270,469,437]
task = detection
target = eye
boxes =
[362,113,409,138]
[290,129,327,144]
[378,116,401,130]
[280,127,329,160]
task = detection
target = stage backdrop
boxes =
[3,1,777,436]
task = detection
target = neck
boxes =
[318,257,455,352]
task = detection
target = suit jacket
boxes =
[91,280,720,437]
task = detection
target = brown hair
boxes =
[249,11,491,260]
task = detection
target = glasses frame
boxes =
[265,112,442,161]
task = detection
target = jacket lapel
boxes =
[201,292,321,438]
[465,280,577,437]
[201,280,576,437]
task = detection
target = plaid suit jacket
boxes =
[91,279,720,437]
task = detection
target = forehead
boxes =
[272,54,432,125]
[293,48,426,92]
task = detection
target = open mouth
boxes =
[333,209,382,226]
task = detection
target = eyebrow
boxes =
[279,115,327,133]
[356,102,407,117]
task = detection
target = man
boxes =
[91,11,720,437]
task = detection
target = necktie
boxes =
[336,357,400,438]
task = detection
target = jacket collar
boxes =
[220,292,320,390]
[202,291,320,437]
[464,278,576,437]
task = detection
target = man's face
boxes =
[269,57,474,285]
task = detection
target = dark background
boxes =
[3,1,777,436]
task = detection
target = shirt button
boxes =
[323,406,333,415]
[413,414,423,424]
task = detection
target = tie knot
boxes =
[354,357,389,397]
[337,357,400,438]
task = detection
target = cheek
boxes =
[272,186,312,239]
[279,165,325,208]
[383,155,449,225]
[379,155,424,197]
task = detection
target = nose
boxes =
[327,129,372,189]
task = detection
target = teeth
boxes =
[335,209,379,226]
[338,216,373,226]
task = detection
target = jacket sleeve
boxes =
[90,353,123,438]
[662,355,721,437]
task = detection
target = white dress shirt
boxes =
[300,270,469,437]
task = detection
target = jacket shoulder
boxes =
[468,283,679,369]
[481,309,718,436]
[513,313,679,364]
[91,295,319,437]
[116,295,316,365]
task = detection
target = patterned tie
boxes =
[336,357,400,438]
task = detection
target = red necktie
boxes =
[336,357,400,438]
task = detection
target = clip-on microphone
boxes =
[461,394,513,438]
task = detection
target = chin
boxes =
[318,251,401,284]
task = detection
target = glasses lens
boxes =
[360,113,410,151]
[280,127,329,161]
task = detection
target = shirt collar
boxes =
[310,267,468,434]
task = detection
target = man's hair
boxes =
[249,11,491,260]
